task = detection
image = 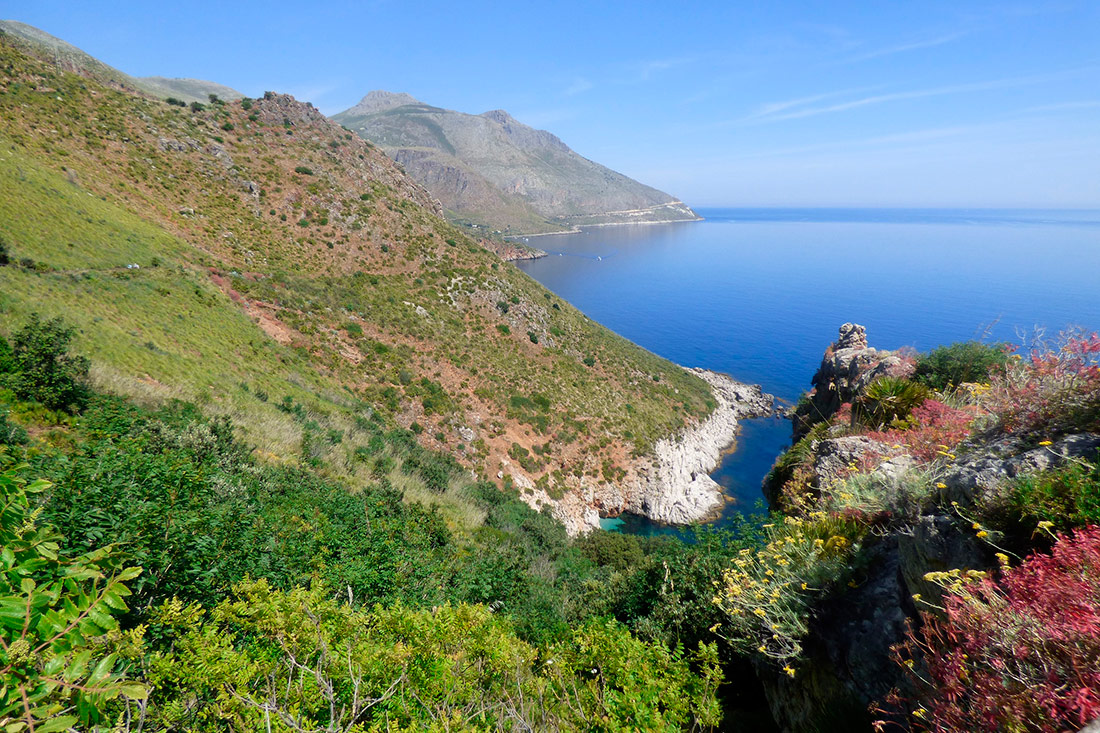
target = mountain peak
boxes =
[345,90,424,116]
[480,109,516,125]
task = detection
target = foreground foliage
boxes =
[0,462,146,731]
[147,580,722,731]
[894,527,1100,732]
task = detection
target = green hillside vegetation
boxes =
[0,34,713,527]
[0,318,773,729]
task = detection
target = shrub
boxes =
[864,399,975,462]
[344,321,363,337]
[852,376,929,429]
[713,514,866,667]
[914,341,1008,391]
[0,335,13,374]
[583,355,596,367]
[0,466,147,728]
[983,330,1100,433]
[221,121,234,131]
[892,526,1100,732]
[239,97,252,110]
[0,234,9,266]
[10,314,90,413]
[146,580,722,730]
[294,165,313,175]
[496,324,510,335]
[189,101,205,112]
[1008,456,1100,532]
[528,330,539,344]
[0,409,28,445]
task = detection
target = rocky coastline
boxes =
[543,368,775,534]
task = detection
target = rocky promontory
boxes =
[537,369,774,534]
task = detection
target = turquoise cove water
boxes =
[516,208,1100,535]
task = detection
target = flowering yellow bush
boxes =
[712,514,865,667]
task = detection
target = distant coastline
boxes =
[505,212,705,240]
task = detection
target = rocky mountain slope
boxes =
[333,90,700,234]
[0,31,730,533]
[0,20,243,103]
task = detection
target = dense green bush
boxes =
[8,314,90,413]
[0,408,28,446]
[914,340,1008,391]
[0,234,9,266]
[146,580,722,731]
[1007,455,1100,533]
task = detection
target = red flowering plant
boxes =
[984,330,1100,434]
[885,525,1100,732]
[864,399,978,463]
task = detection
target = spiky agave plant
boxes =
[853,376,929,429]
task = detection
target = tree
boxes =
[11,314,90,413]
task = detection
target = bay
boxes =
[516,208,1100,535]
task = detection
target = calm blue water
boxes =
[517,208,1100,535]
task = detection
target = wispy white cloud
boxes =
[746,86,883,119]
[563,77,593,96]
[839,32,966,64]
[744,68,1094,124]
[625,56,697,83]
[1016,99,1100,114]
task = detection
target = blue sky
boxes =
[6,1,1099,207]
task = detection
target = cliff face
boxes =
[513,370,774,535]
[333,91,701,234]
[761,324,1100,732]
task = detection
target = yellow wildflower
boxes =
[976,530,988,539]
[783,665,796,678]
[936,482,947,489]
[1038,440,1053,446]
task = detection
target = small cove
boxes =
[516,208,1100,533]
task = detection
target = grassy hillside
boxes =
[0,34,714,527]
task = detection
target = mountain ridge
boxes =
[0,19,243,103]
[334,90,700,234]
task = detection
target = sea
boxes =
[515,208,1100,537]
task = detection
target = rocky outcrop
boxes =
[938,432,1100,504]
[793,323,914,439]
[538,369,774,535]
